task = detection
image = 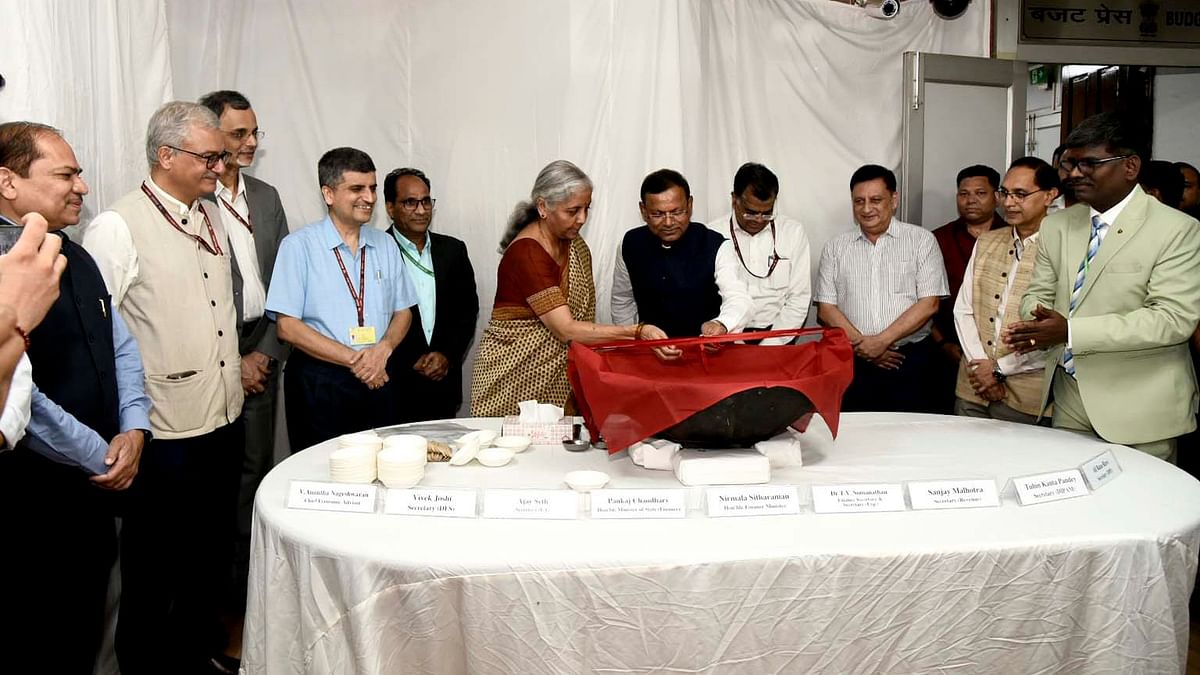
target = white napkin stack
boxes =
[672,449,771,486]
[378,435,428,488]
[754,430,804,468]
[629,439,681,471]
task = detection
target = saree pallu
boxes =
[471,237,595,416]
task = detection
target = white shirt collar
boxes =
[214,173,245,203]
[147,176,195,216]
[1090,184,1141,227]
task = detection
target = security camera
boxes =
[854,0,901,20]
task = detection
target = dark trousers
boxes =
[389,364,464,424]
[285,350,399,452]
[0,450,117,674]
[231,366,280,612]
[115,421,243,675]
[843,337,940,413]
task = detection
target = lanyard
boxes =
[219,195,253,233]
[392,230,434,276]
[141,182,223,256]
[333,247,367,327]
[729,218,780,279]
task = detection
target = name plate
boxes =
[287,480,377,513]
[908,479,1001,510]
[384,488,477,518]
[706,486,800,517]
[811,483,906,514]
[591,489,687,519]
[482,489,578,519]
[1081,450,1122,491]
[1013,469,1089,505]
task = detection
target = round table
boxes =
[242,413,1200,674]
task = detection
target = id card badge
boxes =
[350,326,378,345]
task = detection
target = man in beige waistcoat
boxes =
[951,157,1060,424]
[82,101,245,675]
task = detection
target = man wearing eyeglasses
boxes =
[1005,112,1200,462]
[382,168,478,422]
[198,90,291,666]
[611,168,750,338]
[82,101,244,674]
[708,163,811,345]
[952,157,1059,424]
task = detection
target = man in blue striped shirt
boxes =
[815,164,948,412]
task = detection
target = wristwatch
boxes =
[992,365,1007,383]
[139,428,153,446]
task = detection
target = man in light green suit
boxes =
[1004,112,1200,462]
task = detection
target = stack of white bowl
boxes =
[329,432,383,483]
[378,434,428,488]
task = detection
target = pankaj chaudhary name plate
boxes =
[482,489,579,519]
[908,479,1001,510]
[384,488,477,518]
[1013,469,1089,506]
[811,483,906,514]
[287,480,377,513]
[706,485,800,517]
[591,489,687,519]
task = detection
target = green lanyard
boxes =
[393,231,434,277]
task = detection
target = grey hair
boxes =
[499,160,593,250]
[145,101,220,168]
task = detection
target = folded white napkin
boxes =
[629,438,680,471]
[518,400,564,424]
[754,430,804,468]
[672,449,771,486]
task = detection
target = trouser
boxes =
[842,337,939,413]
[954,397,1048,426]
[231,364,280,612]
[115,421,244,675]
[1051,366,1177,463]
[0,449,117,674]
[388,358,464,424]
[285,350,400,452]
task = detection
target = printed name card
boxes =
[1013,469,1089,506]
[287,480,377,513]
[1081,450,1122,491]
[482,490,579,519]
[705,486,800,517]
[908,479,1000,510]
[384,488,477,518]
[591,489,687,519]
[811,483,906,514]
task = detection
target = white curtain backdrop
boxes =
[4,0,989,410]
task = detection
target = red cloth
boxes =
[568,328,854,454]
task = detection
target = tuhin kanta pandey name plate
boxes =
[1021,0,1200,47]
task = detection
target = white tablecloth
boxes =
[242,413,1200,674]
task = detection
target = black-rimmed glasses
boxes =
[399,197,436,212]
[166,145,230,170]
[1058,154,1132,174]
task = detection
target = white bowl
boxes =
[476,447,515,467]
[493,435,532,453]
[459,429,499,448]
[449,440,480,466]
[564,470,609,492]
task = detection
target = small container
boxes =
[476,447,515,467]
[564,470,609,492]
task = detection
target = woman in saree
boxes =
[471,160,677,416]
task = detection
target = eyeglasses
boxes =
[398,197,435,212]
[738,210,775,223]
[1058,154,1132,175]
[995,188,1046,202]
[166,145,230,170]
[226,128,265,142]
[646,208,688,223]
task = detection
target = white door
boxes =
[901,53,1028,229]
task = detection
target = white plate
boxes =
[493,435,531,453]
[564,470,609,492]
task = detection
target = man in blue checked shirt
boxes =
[267,147,416,451]
[0,122,152,673]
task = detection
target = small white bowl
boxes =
[493,435,532,453]
[460,429,500,448]
[476,447,515,467]
[564,470,609,492]
[448,440,480,466]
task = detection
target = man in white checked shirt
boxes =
[815,165,948,412]
[1006,113,1200,463]
[709,162,811,345]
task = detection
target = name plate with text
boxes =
[385,488,477,518]
[908,479,1001,510]
[482,490,578,519]
[591,489,687,519]
[811,483,906,514]
[706,486,800,517]
[287,480,377,513]
[1013,469,1089,506]
[1081,450,1122,491]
